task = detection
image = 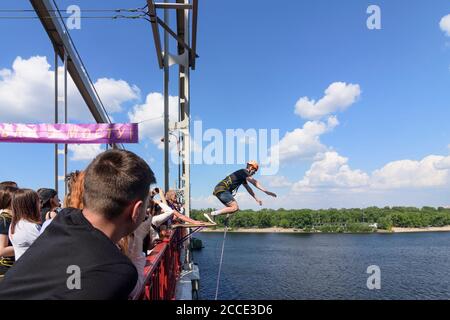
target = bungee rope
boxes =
[214,217,229,300]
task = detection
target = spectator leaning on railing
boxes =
[0,149,156,299]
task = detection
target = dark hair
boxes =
[10,189,41,234]
[0,181,18,188]
[37,188,58,208]
[0,186,18,210]
[83,149,156,220]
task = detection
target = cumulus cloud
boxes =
[94,78,139,113]
[260,175,293,188]
[0,56,138,122]
[292,151,369,192]
[128,92,178,148]
[294,82,361,120]
[291,153,450,193]
[371,155,450,189]
[271,116,339,163]
[440,14,450,36]
[69,144,104,161]
[436,155,450,170]
[191,194,219,209]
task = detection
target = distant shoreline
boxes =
[200,226,450,234]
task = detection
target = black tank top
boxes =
[214,169,250,195]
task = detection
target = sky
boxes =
[0,0,450,210]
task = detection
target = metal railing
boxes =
[139,228,182,300]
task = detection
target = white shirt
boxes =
[39,218,53,235]
[9,219,41,260]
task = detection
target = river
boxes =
[193,232,450,299]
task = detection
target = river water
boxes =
[193,232,450,300]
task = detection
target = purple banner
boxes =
[0,123,138,144]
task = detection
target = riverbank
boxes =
[200,226,450,234]
[392,226,450,233]
[201,227,300,233]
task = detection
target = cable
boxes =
[137,115,164,124]
[215,219,229,300]
[0,6,148,13]
[0,15,147,19]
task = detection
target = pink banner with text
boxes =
[0,123,138,144]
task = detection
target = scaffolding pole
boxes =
[54,47,58,193]
[63,50,68,195]
[163,0,170,193]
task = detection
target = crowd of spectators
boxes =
[0,149,206,299]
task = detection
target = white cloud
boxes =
[95,78,139,113]
[128,92,178,148]
[0,56,138,123]
[292,151,369,192]
[261,175,293,188]
[271,116,339,163]
[291,152,450,193]
[191,194,220,209]
[69,144,104,161]
[371,155,450,189]
[294,82,361,120]
[440,14,450,36]
[436,156,450,170]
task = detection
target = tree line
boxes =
[191,206,450,232]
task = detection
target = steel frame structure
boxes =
[146,0,198,267]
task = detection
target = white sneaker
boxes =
[203,212,216,224]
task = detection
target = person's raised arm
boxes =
[246,177,277,198]
[243,183,262,206]
[0,234,14,257]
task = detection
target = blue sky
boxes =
[1,0,450,209]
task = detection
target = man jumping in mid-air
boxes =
[204,161,277,224]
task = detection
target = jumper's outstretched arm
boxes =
[246,177,277,198]
[243,183,262,206]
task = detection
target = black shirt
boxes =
[0,210,14,264]
[214,169,250,195]
[40,207,51,226]
[0,208,137,300]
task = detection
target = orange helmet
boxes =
[247,160,259,172]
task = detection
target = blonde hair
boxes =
[64,171,85,209]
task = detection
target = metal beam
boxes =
[156,17,198,58]
[191,0,198,69]
[54,47,58,192]
[163,1,170,193]
[155,3,192,10]
[147,0,164,69]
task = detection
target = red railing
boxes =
[139,228,182,300]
